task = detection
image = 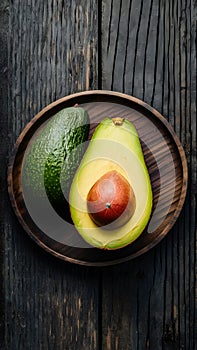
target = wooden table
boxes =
[0,1,196,349]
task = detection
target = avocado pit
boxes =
[87,170,136,229]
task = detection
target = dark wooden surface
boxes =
[0,0,196,349]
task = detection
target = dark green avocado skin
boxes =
[22,106,90,222]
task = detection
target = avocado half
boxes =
[69,117,153,250]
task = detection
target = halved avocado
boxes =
[69,117,153,250]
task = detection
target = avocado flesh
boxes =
[69,118,153,250]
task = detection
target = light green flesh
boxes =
[69,118,153,250]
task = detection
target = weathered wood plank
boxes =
[101,0,196,349]
[0,1,9,348]
[4,1,100,349]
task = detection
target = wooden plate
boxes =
[8,90,188,266]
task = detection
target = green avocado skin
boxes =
[22,106,90,221]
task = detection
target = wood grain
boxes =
[4,1,100,350]
[0,1,9,348]
[0,0,196,349]
[101,0,196,349]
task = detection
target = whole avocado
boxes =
[22,105,90,221]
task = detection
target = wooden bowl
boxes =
[8,90,188,266]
